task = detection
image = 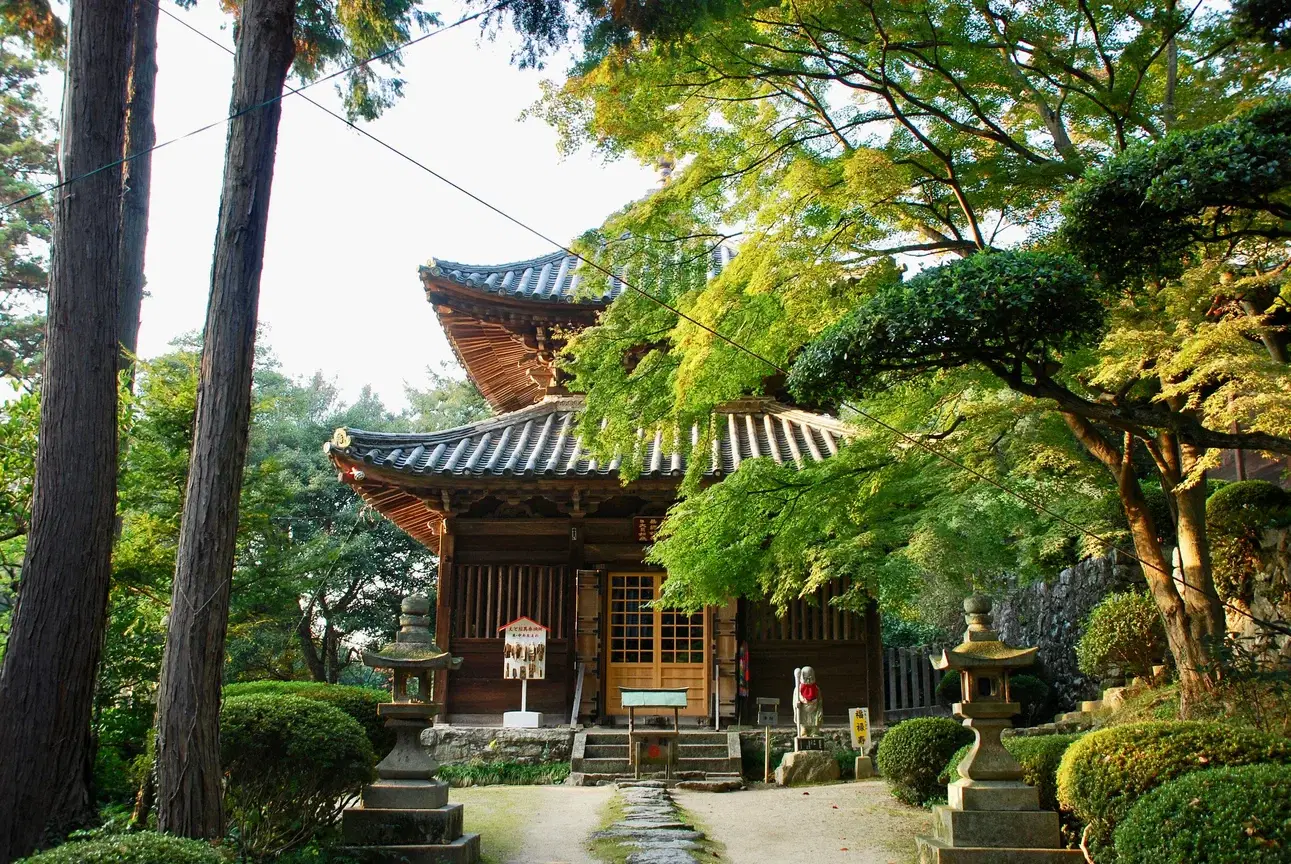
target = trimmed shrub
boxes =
[223,680,392,754]
[17,832,224,864]
[936,670,961,705]
[221,694,376,860]
[1056,721,1291,861]
[876,717,973,806]
[1075,592,1166,682]
[1207,480,1291,604]
[436,759,571,787]
[941,733,1083,811]
[1112,763,1291,863]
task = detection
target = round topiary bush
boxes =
[941,733,1083,812]
[1075,591,1166,683]
[876,716,973,806]
[223,680,393,754]
[221,693,376,859]
[1112,763,1291,863]
[1056,721,1291,861]
[1206,480,1291,604]
[16,832,224,864]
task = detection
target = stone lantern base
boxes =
[341,708,481,864]
[915,780,1084,863]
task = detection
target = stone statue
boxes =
[793,666,823,738]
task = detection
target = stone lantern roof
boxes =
[932,595,1038,671]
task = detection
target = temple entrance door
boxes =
[605,572,710,717]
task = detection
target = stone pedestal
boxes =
[775,750,840,786]
[853,755,874,779]
[502,709,542,728]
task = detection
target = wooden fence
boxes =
[883,646,948,721]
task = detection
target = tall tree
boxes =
[0,1,133,859]
[155,0,297,838]
[117,0,160,377]
[155,0,434,837]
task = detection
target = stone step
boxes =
[341,833,481,864]
[584,744,630,759]
[676,744,729,758]
[580,757,633,774]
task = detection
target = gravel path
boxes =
[674,780,931,864]
[454,785,614,864]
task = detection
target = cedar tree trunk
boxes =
[0,2,133,860]
[155,0,296,838]
[117,0,160,378]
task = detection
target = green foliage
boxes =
[223,681,393,755]
[788,252,1101,405]
[740,740,789,781]
[881,614,947,649]
[1075,592,1167,682]
[941,733,1084,812]
[1113,763,1291,863]
[15,832,225,864]
[1206,480,1291,604]
[435,759,571,787]
[1233,0,1291,49]
[220,693,375,860]
[1055,721,1291,860]
[1062,99,1291,287]
[875,717,973,807]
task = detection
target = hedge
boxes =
[221,694,375,859]
[16,833,224,864]
[941,733,1083,811]
[1056,721,1291,861]
[1113,764,1291,863]
[223,680,393,755]
[1075,592,1166,683]
[876,717,973,806]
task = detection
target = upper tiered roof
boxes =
[419,245,738,414]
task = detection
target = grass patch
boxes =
[675,801,727,863]
[436,760,571,787]
[454,788,529,864]
[587,793,630,864]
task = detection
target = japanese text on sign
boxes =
[633,516,664,543]
[500,617,548,681]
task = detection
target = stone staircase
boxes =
[569,729,744,789]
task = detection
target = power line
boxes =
[0,0,507,214]
[124,2,1291,641]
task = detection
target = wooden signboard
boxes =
[500,616,548,681]
[633,516,664,543]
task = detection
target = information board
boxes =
[500,616,548,681]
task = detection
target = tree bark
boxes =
[1061,414,1218,706]
[0,2,133,860]
[155,0,295,839]
[117,0,160,380]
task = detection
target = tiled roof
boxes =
[420,246,737,306]
[326,394,849,481]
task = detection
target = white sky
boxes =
[78,1,656,409]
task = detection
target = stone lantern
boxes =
[916,596,1082,863]
[341,595,481,863]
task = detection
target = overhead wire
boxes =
[0,0,510,214]
[80,1,1291,641]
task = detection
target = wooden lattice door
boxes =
[605,572,709,716]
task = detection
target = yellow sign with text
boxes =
[848,707,871,750]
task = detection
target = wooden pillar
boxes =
[434,517,455,710]
[575,568,602,723]
[865,598,885,728]
[715,599,738,720]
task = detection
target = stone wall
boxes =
[421,726,575,765]
[992,552,1141,712]
[1228,527,1291,664]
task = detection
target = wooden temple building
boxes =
[325,249,885,726]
